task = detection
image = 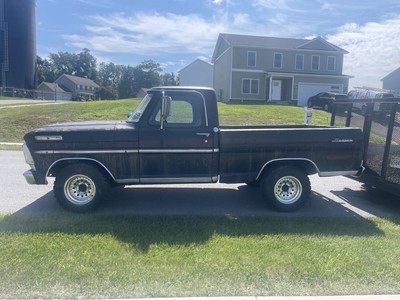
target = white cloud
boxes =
[64,12,227,55]
[63,10,255,57]
[327,15,400,89]
[60,1,400,83]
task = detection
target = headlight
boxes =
[22,143,36,171]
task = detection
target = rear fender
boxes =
[256,158,319,180]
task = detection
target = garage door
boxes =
[298,83,343,107]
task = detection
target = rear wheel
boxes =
[323,103,331,112]
[261,166,310,212]
[54,164,110,213]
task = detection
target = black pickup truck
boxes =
[23,87,364,212]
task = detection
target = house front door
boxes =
[271,80,282,100]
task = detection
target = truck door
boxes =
[139,91,218,183]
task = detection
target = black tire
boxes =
[307,101,312,108]
[323,103,331,112]
[53,164,110,213]
[261,166,311,212]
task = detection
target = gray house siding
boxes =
[55,74,99,100]
[37,82,72,100]
[212,34,350,105]
[214,48,233,101]
[382,67,400,95]
[231,71,266,101]
[179,59,213,87]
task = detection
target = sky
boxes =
[37,0,400,89]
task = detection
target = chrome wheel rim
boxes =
[64,174,96,205]
[274,176,302,204]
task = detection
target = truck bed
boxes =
[218,125,363,183]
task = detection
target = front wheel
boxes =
[54,164,110,213]
[261,166,311,212]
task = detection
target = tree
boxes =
[47,49,97,80]
[48,51,77,79]
[97,62,124,99]
[118,65,136,99]
[75,48,97,80]
[161,72,179,86]
[36,56,56,84]
[132,60,162,94]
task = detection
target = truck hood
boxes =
[24,120,134,144]
[34,120,120,132]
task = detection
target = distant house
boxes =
[54,74,100,100]
[136,88,149,98]
[212,33,351,105]
[381,67,400,96]
[37,82,72,100]
[179,59,213,88]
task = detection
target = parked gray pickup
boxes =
[23,87,364,212]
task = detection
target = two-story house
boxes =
[381,67,400,96]
[55,74,100,101]
[179,59,214,88]
[212,33,351,106]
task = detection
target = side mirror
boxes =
[161,95,172,129]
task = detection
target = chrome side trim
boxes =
[319,170,360,177]
[140,149,218,154]
[140,177,214,184]
[36,149,220,155]
[115,178,140,184]
[36,150,138,155]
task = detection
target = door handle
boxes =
[196,133,210,137]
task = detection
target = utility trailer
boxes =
[331,97,400,195]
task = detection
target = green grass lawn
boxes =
[1,214,400,298]
[0,99,333,143]
[1,98,392,298]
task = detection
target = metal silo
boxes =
[0,0,36,90]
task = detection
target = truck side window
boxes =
[149,93,204,127]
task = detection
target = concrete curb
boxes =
[128,296,400,300]
[0,142,23,146]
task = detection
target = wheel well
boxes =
[47,159,116,183]
[257,159,318,180]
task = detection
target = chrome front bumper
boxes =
[23,170,36,185]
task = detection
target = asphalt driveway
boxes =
[1,150,400,217]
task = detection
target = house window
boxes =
[273,53,282,69]
[242,79,259,94]
[247,51,256,67]
[295,54,304,70]
[311,55,320,71]
[327,56,336,71]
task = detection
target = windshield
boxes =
[127,94,152,122]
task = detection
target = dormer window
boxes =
[247,51,256,67]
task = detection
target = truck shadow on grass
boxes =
[0,185,388,252]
